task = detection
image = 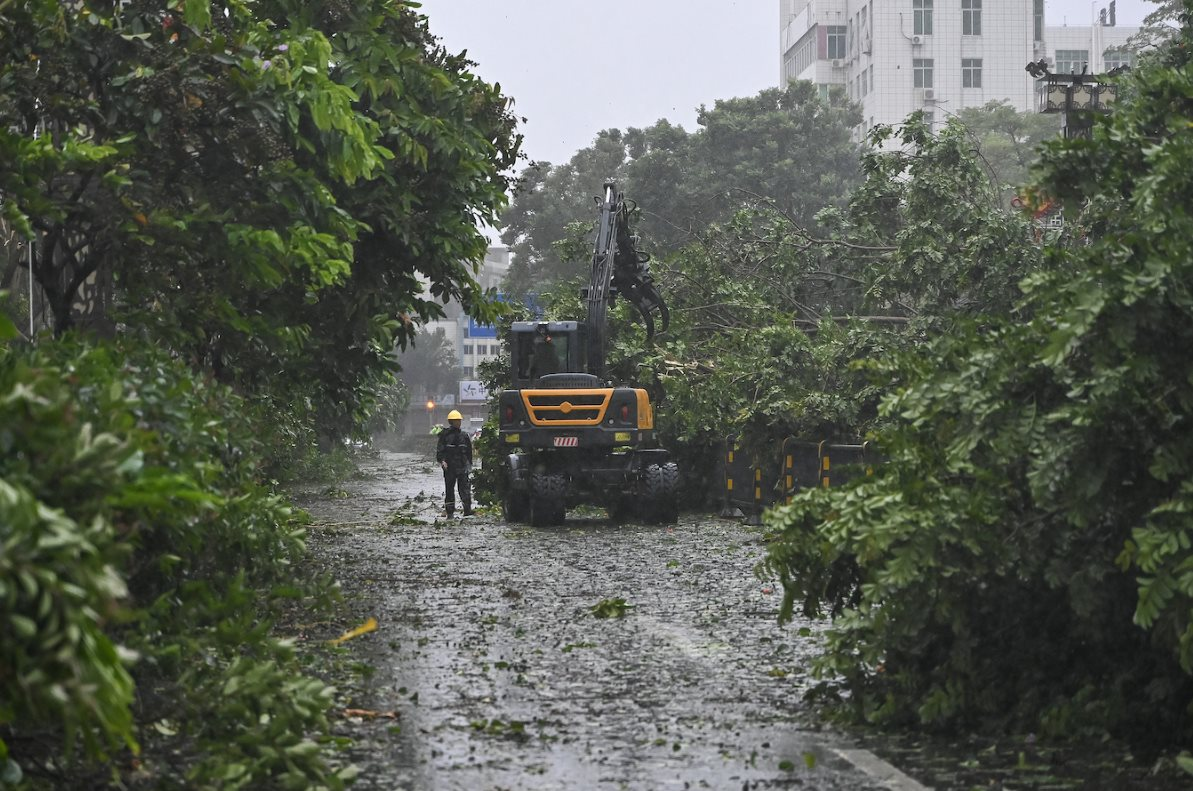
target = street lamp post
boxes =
[426,399,435,431]
[1026,58,1122,140]
[1018,59,1126,238]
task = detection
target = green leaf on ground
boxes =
[591,598,633,618]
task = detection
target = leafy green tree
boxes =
[952,101,1060,202]
[639,112,1042,486]
[676,82,860,241]
[766,11,1193,746]
[502,129,633,294]
[0,0,519,443]
[501,82,861,296]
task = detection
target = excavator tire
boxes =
[643,462,679,524]
[530,471,567,527]
[503,486,530,523]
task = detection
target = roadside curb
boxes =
[833,748,932,790]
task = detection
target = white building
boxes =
[1045,21,1138,76]
[779,0,1140,136]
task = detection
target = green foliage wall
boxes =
[0,0,520,784]
[0,337,350,786]
[766,12,1193,745]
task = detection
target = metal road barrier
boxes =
[721,437,881,524]
[720,436,763,525]
[818,441,879,489]
[779,438,822,504]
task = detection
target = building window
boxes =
[784,27,817,80]
[1033,0,1044,41]
[962,0,981,35]
[869,64,875,93]
[861,68,869,97]
[913,58,934,88]
[913,0,933,35]
[1054,49,1089,75]
[962,58,982,88]
[827,25,846,59]
[1103,47,1135,70]
[818,83,831,101]
[463,344,473,355]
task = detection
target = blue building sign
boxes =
[466,316,498,339]
[466,291,506,339]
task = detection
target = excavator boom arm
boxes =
[585,182,670,379]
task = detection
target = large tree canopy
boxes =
[0,0,521,439]
[501,82,861,296]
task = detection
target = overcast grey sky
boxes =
[419,0,1158,168]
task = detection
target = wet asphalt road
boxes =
[299,450,894,791]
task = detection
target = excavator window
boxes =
[512,326,577,384]
[530,334,561,379]
[515,333,532,380]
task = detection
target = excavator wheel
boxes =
[529,471,567,527]
[503,486,530,523]
[643,462,679,524]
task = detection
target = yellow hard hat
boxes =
[447,409,463,421]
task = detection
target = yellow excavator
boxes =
[497,183,678,526]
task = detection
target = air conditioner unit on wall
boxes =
[831,58,844,68]
[923,88,936,101]
[911,34,924,46]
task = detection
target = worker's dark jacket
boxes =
[436,426,473,473]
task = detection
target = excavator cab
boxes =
[510,321,589,387]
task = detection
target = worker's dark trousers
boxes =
[443,469,471,515]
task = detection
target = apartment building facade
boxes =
[780,0,1139,135]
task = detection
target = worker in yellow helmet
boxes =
[435,409,473,517]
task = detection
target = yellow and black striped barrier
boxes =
[722,436,880,523]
